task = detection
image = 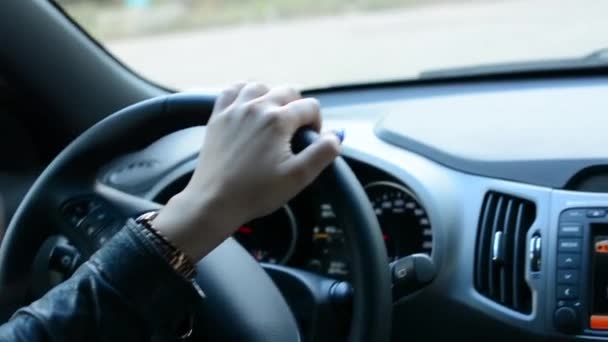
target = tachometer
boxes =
[365,181,432,261]
[234,205,297,264]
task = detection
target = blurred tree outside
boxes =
[55,0,442,41]
[126,0,151,8]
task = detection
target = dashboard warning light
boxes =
[595,240,608,254]
[238,226,254,234]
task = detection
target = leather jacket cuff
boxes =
[88,219,202,337]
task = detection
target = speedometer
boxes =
[307,180,433,280]
[365,181,432,261]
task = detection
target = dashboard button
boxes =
[558,224,583,237]
[555,307,580,333]
[558,239,582,253]
[81,222,102,237]
[590,315,608,330]
[557,286,578,299]
[561,209,586,220]
[557,254,580,268]
[587,209,607,218]
[557,270,578,284]
[557,300,582,308]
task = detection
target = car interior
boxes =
[1,0,608,341]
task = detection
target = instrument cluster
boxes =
[155,159,433,280]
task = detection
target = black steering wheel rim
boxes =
[0,93,392,341]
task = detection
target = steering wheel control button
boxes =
[558,239,582,253]
[63,202,89,226]
[557,286,579,300]
[93,221,123,248]
[587,209,607,218]
[555,307,580,333]
[49,244,81,276]
[79,209,116,237]
[558,224,583,237]
[557,254,580,268]
[62,197,126,251]
[98,236,108,246]
[557,270,579,284]
[81,221,104,237]
[591,315,608,330]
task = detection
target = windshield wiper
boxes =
[418,47,608,80]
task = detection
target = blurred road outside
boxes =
[61,0,608,89]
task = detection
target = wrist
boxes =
[135,211,197,280]
[152,189,238,262]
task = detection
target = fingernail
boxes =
[332,129,345,143]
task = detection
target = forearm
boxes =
[0,220,201,341]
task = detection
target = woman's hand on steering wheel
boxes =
[153,82,342,261]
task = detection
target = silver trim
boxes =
[529,235,542,272]
[279,204,299,265]
[492,231,504,263]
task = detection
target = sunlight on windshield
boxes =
[57,0,608,90]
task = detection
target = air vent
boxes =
[474,191,536,314]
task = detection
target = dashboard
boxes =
[99,75,608,341]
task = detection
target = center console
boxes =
[554,208,608,335]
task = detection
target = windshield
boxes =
[56,0,608,90]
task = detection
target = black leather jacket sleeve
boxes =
[0,219,203,341]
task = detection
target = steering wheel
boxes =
[0,93,391,341]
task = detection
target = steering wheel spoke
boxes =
[93,182,162,217]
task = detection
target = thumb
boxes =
[283,131,342,187]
